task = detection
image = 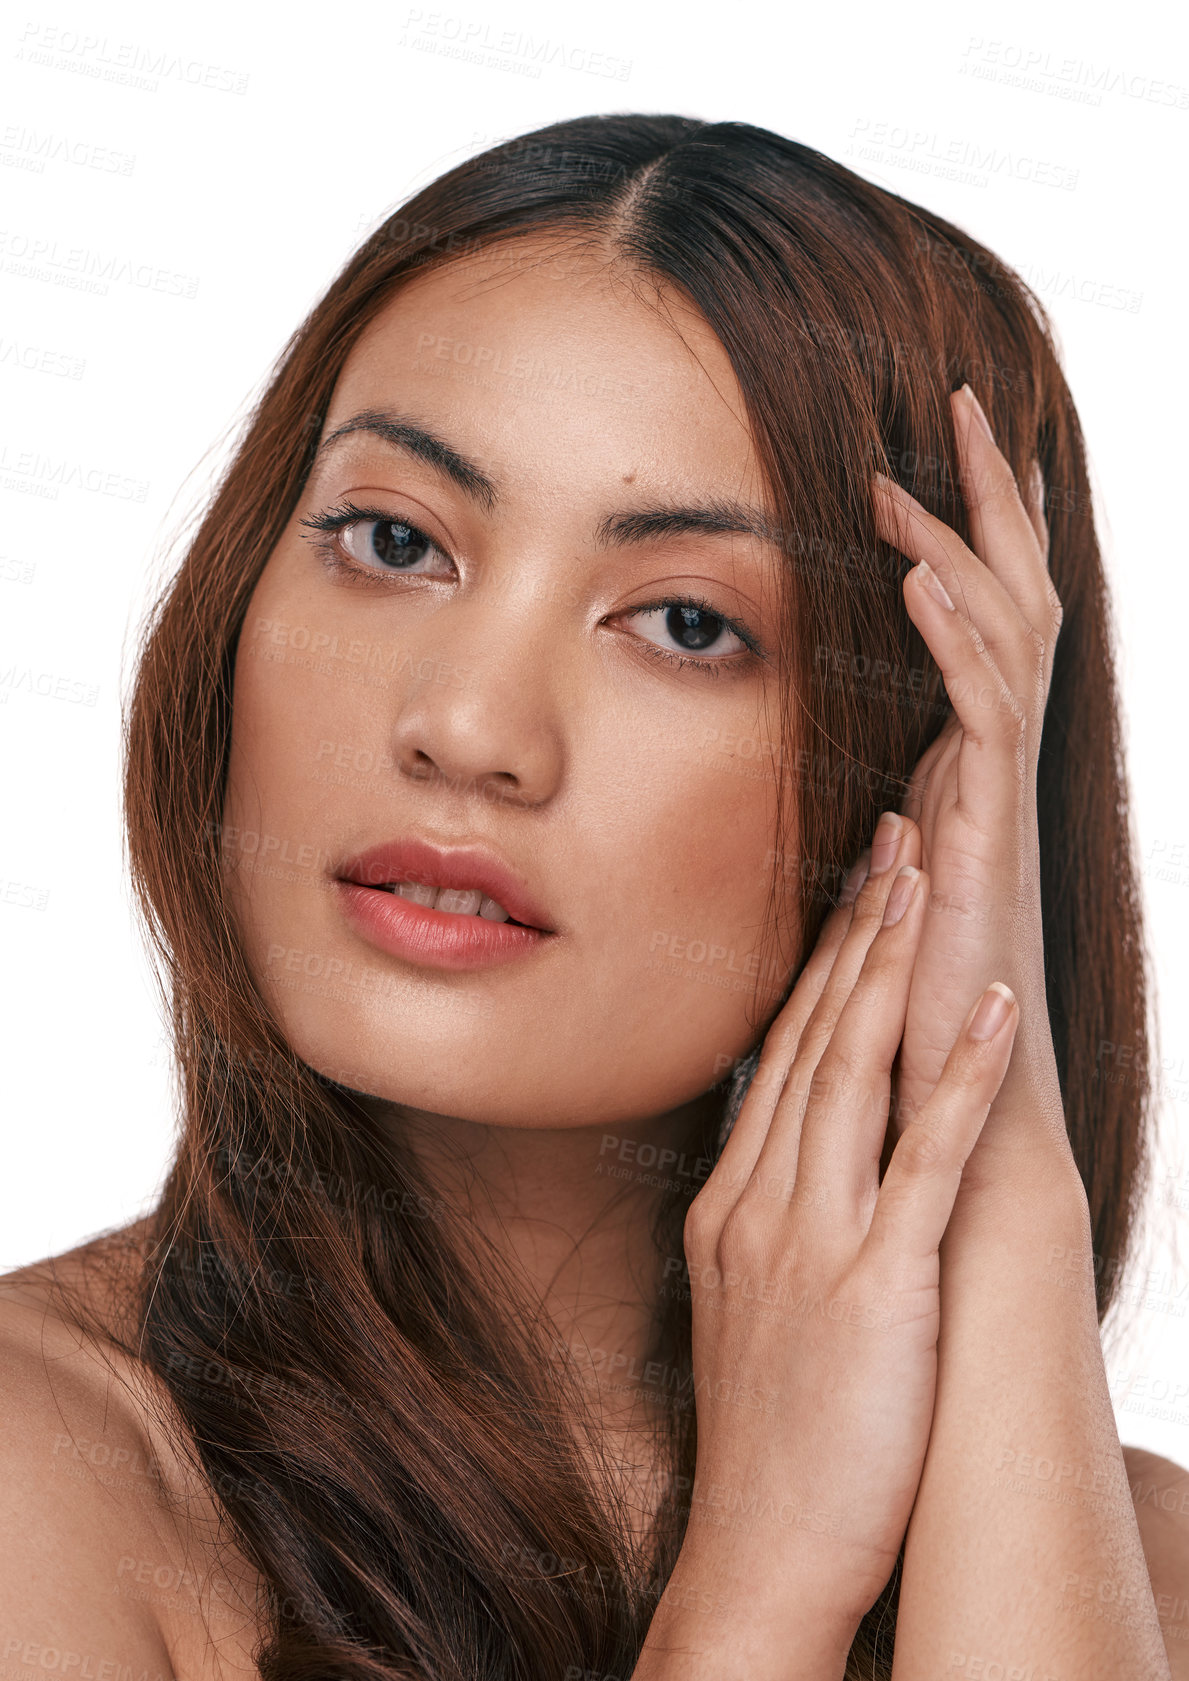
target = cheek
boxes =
[228,556,386,804]
[599,724,794,1010]
[216,565,798,1118]
[220,587,363,959]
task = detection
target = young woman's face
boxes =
[221,236,798,1129]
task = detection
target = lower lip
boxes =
[335,880,555,970]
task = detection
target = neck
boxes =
[356,1089,722,1425]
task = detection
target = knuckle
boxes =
[772,1054,812,1119]
[1023,621,1048,670]
[683,1191,720,1258]
[998,692,1028,740]
[812,1040,865,1096]
[894,1119,950,1176]
[718,1195,783,1271]
[897,811,921,842]
[851,876,889,929]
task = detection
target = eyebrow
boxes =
[312,408,781,549]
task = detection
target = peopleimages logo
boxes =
[845,119,1080,192]
[0,229,199,298]
[0,440,149,502]
[0,665,99,706]
[959,37,1189,109]
[15,22,251,94]
[0,124,136,175]
[400,10,631,81]
[0,337,84,378]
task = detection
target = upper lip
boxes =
[336,836,556,932]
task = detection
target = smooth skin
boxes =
[865,390,1187,1677]
[218,235,802,1490]
[636,842,1023,1676]
[641,386,1189,1680]
[875,386,1067,1185]
[0,249,1185,1678]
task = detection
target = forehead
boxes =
[324,238,768,505]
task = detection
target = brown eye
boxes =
[298,501,452,578]
[631,602,750,660]
[342,517,437,571]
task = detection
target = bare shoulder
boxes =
[1121,1443,1189,1678]
[0,1224,264,1681]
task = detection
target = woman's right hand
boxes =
[670,816,1021,1651]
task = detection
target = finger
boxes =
[951,386,1060,682]
[755,850,869,1059]
[790,864,928,1225]
[713,817,918,1196]
[709,865,865,1198]
[863,982,1019,1266]
[784,815,920,1076]
[737,819,920,1200]
[900,559,1030,826]
[897,715,959,829]
[872,476,1040,706]
[951,387,1052,600]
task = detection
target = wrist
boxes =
[950,1128,1089,1227]
[636,1597,854,1681]
[636,1541,860,1680]
[942,1156,1094,1294]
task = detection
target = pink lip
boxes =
[334,836,558,971]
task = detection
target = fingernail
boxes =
[969,981,1016,1041]
[882,865,918,926]
[914,558,955,611]
[869,811,904,877]
[960,382,995,443]
[839,850,871,906]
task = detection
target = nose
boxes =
[384,602,565,809]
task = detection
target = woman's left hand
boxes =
[868,384,1084,1210]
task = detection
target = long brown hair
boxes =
[64,115,1151,1679]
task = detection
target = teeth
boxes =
[389,881,513,923]
[394,880,437,909]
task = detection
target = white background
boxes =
[1,0,1187,1460]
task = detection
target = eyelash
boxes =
[298,498,766,678]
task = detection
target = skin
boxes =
[864,398,1184,1677]
[767,394,1181,1678]
[1,240,1185,1679]
[637,393,1188,1678]
[219,233,798,1484]
[220,241,1188,1671]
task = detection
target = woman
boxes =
[1,114,1184,1680]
